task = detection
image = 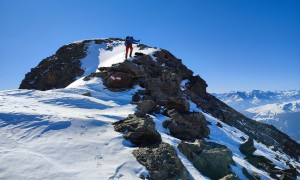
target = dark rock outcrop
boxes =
[140,66,182,101]
[109,60,144,76]
[216,122,223,128]
[86,61,144,91]
[163,109,209,141]
[133,142,190,180]
[132,53,195,109]
[82,92,91,97]
[185,75,208,97]
[103,72,134,90]
[112,114,161,146]
[239,138,257,156]
[166,97,190,113]
[136,100,156,115]
[178,141,234,179]
[19,40,104,90]
[19,38,129,91]
[153,49,193,80]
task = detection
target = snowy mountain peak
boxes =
[215,90,300,146]
[214,90,300,111]
[0,38,299,179]
[19,38,158,91]
[246,100,300,116]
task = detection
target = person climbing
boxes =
[124,36,140,59]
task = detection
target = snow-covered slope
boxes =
[215,91,300,143]
[1,39,299,179]
[245,100,300,119]
[244,100,300,143]
[1,87,299,179]
[0,87,148,179]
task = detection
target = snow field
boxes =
[0,85,148,179]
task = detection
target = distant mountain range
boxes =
[214,90,300,142]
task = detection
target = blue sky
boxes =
[1,0,299,93]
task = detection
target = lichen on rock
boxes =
[133,142,190,180]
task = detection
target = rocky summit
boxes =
[14,38,300,179]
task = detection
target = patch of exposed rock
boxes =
[163,109,209,141]
[133,142,190,180]
[19,39,106,90]
[136,100,156,116]
[82,92,91,97]
[166,97,190,113]
[239,138,257,156]
[112,114,161,146]
[85,61,144,91]
[239,138,297,179]
[178,140,234,179]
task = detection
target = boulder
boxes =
[178,141,234,179]
[166,97,190,113]
[216,122,223,128]
[144,71,182,101]
[164,109,209,141]
[239,138,257,156]
[134,52,145,57]
[103,72,134,91]
[177,140,206,159]
[136,100,156,115]
[82,92,91,97]
[112,114,161,146]
[110,61,144,77]
[133,142,190,180]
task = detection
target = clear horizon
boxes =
[1,0,299,93]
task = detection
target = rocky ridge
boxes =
[19,38,300,179]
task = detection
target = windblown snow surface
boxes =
[0,40,299,179]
